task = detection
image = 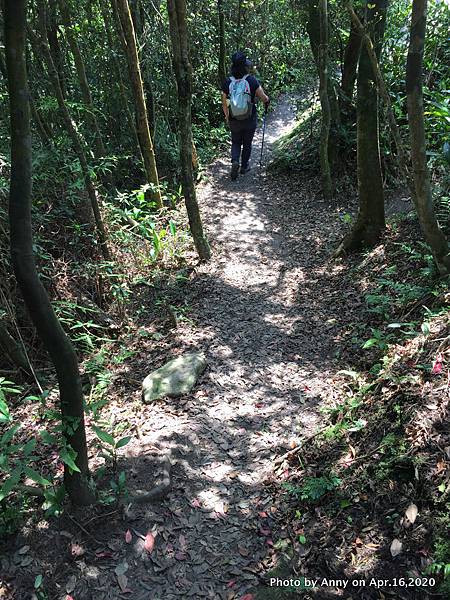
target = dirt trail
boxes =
[108,95,354,599]
[5,96,365,600]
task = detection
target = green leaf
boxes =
[23,467,52,487]
[22,438,37,456]
[115,436,132,449]
[40,430,57,445]
[0,394,11,423]
[1,423,20,445]
[92,425,115,446]
[0,467,22,501]
[60,447,81,473]
[362,338,378,349]
[298,534,307,544]
[34,575,43,589]
[118,470,126,486]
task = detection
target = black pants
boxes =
[230,118,257,168]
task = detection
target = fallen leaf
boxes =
[117,573,128,592]
[18,546,30,555]
[258,511,268,518]
[238,546,250,557]
[432,354,443,374]
[259,526,271,536]
[144,531,155,554]
[125,530,132,544]
[241,595,255,600]
[175,551,187,560]
[227,580,236,588]
[390,539,402,557]
[191,498,201,508]
[114,562,129,576]
[405,503,418,526]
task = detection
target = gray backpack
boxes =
[229,75,252,120]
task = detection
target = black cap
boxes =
[231,51,246,66]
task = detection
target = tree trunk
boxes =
[28,8,111,261]
[217,0,226,85]
[340,16,361,118]
[99,0,143,163]
[29,93,54,147]
[336,0,388,254]
[318,0,332,199]
[0,317,30,374]
[4,0,95,506]
[114,0,162,208]
[46,0,67,98]
[345,1,413,197]
[306,0,340,169]
[0,48,6,79]
[167,0,211,260]
[57,0,108,161]
[406,0,450,273]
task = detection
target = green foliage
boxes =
[92,423,131,471]
[283,473,341,502]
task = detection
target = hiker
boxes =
[221,52,269,180]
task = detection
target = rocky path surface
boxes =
[112,95,350,599]
[6,95,362,600]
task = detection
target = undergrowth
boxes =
[278,215,450,597]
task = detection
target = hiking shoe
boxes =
[230,162,239,180]
[240,165,251,174]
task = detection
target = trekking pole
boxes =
[259,103,268,170]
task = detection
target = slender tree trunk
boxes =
[29,92,54,147]
[336,0,388,254]
[167,0,211,260]
[0,48,6,79]
[28,8,111,261]
[57,0,107,160]
[4,0,95,506]
[406,0,450,273]
[46,0,67,98]
[0,318,30,374]
[340,16,361,118]
[306,0,340,169]
[318,0,332,199]
[345,1,413,196]
[217,0,226,85]
[99,0,143,163]
[114,0,162,207]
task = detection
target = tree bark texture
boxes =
[167,0,211,260]
[306,0,340,169]
[346,1,413,197]
[406,0,450,273]
[46,0,67,98]
[4,0,95,505]
[29,6,111,261]
[57,0,108,160]
[336,0,388,254]
[99,0,143,163]
[0,317,30,373]
[114,0,162,207]
[318,0,332,199]
[340,16,361,117]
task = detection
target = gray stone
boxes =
[142,352,207,403]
